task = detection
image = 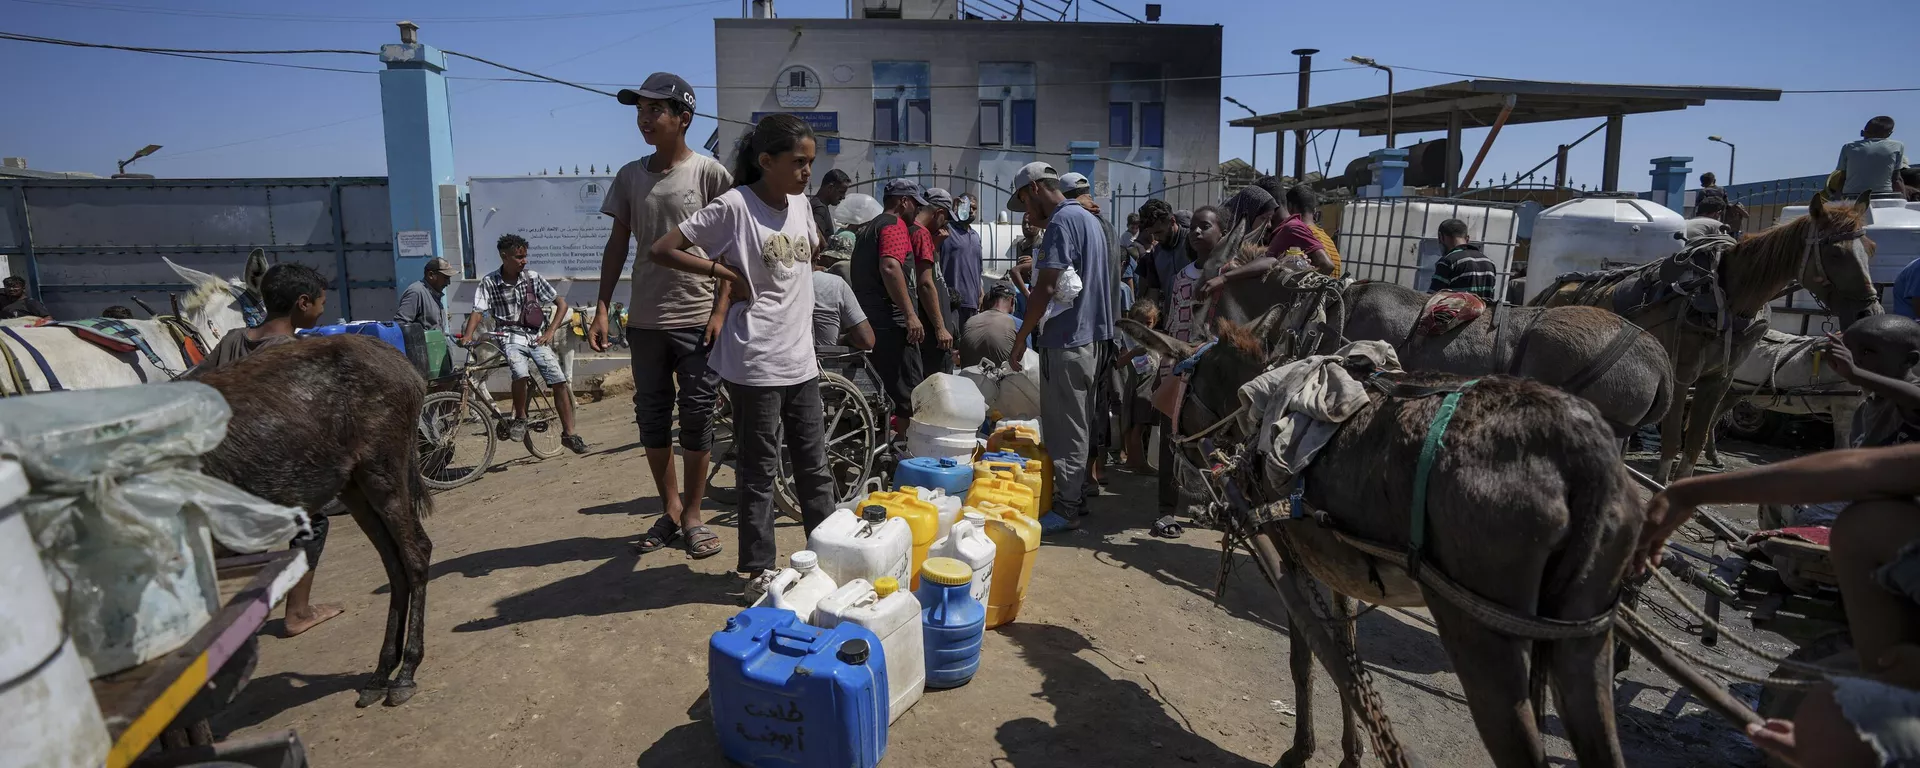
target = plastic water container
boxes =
[975,502,1042,629]
[904,418,978,463]
[300,320,409,356]
[916,557,987,689]
[974,454,1041,508]
[985,430,1053,513]
[808,507,913,588]
[0,460,111,768]
[930,511,997,603]
[814,577,925,724]
[989,351,1044,419]
[709,608,888,768]
[955,365,1002,414]
[910,372,987,430]
[858,491,939,589]
[906,486,964,542]
[894,457,975,497]
[752,551,839,623]
[966,477,1039,521]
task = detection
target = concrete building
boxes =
[712,12,1221,218]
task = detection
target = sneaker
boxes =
[507,419,527,442]
[741,570,779,605]
[562,434,588,455]
[1039,511,1081,535]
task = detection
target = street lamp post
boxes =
[1345,56,1395,148]
[116,144,163,176]
[1224,96,1259,175]
[1708,135,1735,186]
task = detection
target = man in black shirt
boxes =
[1131,200,1188,326]
[1428,218,1500,301]
[811,169,852,242]
[0,276,50,319]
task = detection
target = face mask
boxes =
[955,199,973,223]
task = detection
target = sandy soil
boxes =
[213,398,1785,767]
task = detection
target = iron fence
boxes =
[1106,172,1230,242]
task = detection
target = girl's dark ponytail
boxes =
[729,112,814,188]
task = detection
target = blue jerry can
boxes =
[300,321,408,356]
[709,607,889,768]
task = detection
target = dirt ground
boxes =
[215,398,1787,767]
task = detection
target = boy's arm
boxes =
[590,218,632,351]
[916,260,950,349]
[460,311,483,344]
[705,279,732,346]
[539,296,568,346]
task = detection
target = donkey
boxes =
[196,335,434,707]
[1534,193,1881,480]
[1125,316,1639,768]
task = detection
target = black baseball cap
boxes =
[617,72,696,111]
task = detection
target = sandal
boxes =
[635,518,681,554]
[684,525,724,560]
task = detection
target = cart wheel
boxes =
[774,371,877,520]
[1721,402,1785,443]
[1757,630,1855,732]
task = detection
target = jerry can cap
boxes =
[874,577,899,597]
[837,638,871,664]
[921,556,973,586]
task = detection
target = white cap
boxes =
[790,550,818,570]
[963,511,986,524]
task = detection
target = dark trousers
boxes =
[1157,414,1177,513]
[628,327,721,451]
[871,326,924,419]
[920,339,952,377]
[729,378,834,574]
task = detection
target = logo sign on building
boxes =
[775,65,822,109]
[470,175,628,278]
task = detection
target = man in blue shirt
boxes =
[1007,161,1114,533]
[1893,257,1920,319]
[939,192,985,329]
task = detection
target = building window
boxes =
[979,101,1003,145]
[1011,99,1036,147]
[1140,102,1165,148]
[907,99,931,143]
[874,99,899,143]
[1109,103,1133,148]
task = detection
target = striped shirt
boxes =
[1429,244,1500,301]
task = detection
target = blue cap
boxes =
[882,178,927,205]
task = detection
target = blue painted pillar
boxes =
[379,27,457,299]
[1649,156,1693,213]
[1067,141,1100,183]
[1367,147,1410,197]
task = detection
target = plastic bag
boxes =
[0,383,310,675]
[1042,266,1082,329]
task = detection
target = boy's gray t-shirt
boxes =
[810,270,867,346]
[1034,199,1114,349]
[601,153,733,330]
[1838,137,1909,195]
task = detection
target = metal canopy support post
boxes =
[1554,145,1570,188]
[1444,108,1463,194]
[378,22,457,302]
[1602,113,1624,191]
[1460,94,1517,194]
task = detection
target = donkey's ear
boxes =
[1248,302,1291,347]
[1853,189,1873,214]
[1808,192,1830,225]
[1119,318,1195,362]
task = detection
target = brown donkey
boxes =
[197,335,433,707]
[1125,317,1639,768]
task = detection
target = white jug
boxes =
[910,486,964,541]
[753,550,839,623]
[929,511,996,602]
[807,507,914,588]
[813,577,926,724]
[910,372,987,431]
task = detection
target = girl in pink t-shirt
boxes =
[649,114,832,595]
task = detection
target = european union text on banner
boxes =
[751,111,839,134]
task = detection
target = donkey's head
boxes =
[1119,305,1294,442]
[1799,191,1881,329]
[164,247,264,342]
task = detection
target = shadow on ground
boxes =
[213,671,365,738]
[416,535,738,631]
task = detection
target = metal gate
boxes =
[0,176,395,321]
[1105,173,1228,240]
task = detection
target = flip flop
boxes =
[1150,515,1184,539]
[684,525,724,560]
[635,518,681,554]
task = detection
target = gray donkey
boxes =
[1124,316,1640,768]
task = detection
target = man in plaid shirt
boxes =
[462,233,587,454]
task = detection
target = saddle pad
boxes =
[1416,291,1485,336]
[54,318,164,366]
[1747,526,1832,548]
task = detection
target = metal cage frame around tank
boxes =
[1332,194,1524,299]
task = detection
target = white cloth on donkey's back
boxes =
[1236,340,1400,490]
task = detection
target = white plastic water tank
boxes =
[1336,199,1519,289]
[1768,197,1920,335]
[1523,196,1688,304]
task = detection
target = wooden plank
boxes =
[1252,94,1509,134]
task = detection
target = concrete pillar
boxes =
[1649,156,1693,212]
[1067,140,1100,183]
[379,23,458,296]
[1367,147,1410,197]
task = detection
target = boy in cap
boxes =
[590,71,733,558]
[916,187,958,375]
[850,178,934,424]
[1006,162,1115,533]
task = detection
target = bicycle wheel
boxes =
[419,391,496,490]
[522,385,564,459]
[774,371,878,520]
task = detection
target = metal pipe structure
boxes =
[1345,56,1394,148]
[1290,48,1317,180]
[1224,96,1259,174]
[1709,135,1736,185]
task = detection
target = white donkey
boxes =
[0,251,256,394]
[1706,328,1861,461]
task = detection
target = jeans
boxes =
[729,378,834,574]
[503,342,566,386]
[871,326,923,419]
[627,326,721,451]
[1039,343,1106,517]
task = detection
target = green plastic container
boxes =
[423,328,451,380]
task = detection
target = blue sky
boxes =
[2,0,1912,190]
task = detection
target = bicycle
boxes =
[416,332,566,490]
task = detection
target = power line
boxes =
[1,0,735,24]
[0,30,373,56]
